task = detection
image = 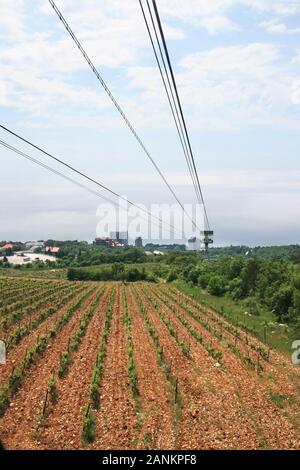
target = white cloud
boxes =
[291,80,300,104]
[1,0,300,132]
[174,43,299,130]
[261,19,300,34]
[243,0,300,16]
[113,40,300,130]
[199,16,239,35]
[158,0,300,24]
[0,0,186,127]
[0,0,25,38]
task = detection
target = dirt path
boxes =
[90,284,137,450]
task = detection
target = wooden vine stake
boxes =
[174,378,178,404]
[263,325,267,344]
[42,389,49,417]
[85,402,91,418]
[256,354,259,375]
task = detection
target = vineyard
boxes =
[0,277,300,450]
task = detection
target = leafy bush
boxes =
[207,276,227,296]
[67,266,153,282]
[166,270,178,282]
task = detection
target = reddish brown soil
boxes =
[89,284,137,450]
[162,286,300,421]
[2,282,72,338]
[0,284,88,386]
[143,284,300,449]
[133,284,259,449]
[0,280,299,450]
[37,285,112,449]
[0,284,101,449]
[126,286,175,449]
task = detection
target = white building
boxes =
[25,241,44,252]
[187,237,201,251]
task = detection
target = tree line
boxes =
[167,256,300,328]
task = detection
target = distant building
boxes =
[94,237,126,248]
[110,231,128,245]
[0,243,13,251]
[25,241,44,253]
[45,246,60,255]
[145,251,154,256]
[25,241,44,249]
[135,237,143,248]
[111,241,125,247]
[187,237,201,251]
[145,250,164,256]
[94,237,110,247]
[153,250,164,256]
[144,243,186,252]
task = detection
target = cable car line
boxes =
[151,0,210,230]
[48,0,200,232]
[139,0,201,206]
[0,129,183,238]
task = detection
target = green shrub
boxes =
[58,351,71,378]
[0,385,9,417]
[207,276,227,296]
[48,375,58,405]
[82,406,96,445]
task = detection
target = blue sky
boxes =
[0,0,300,245]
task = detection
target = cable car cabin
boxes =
[200,230,214,252]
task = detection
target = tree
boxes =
[228,277,243,300]
[272,284,293,322]
[187,268,199,285]
[198,273,210,289]
[207,276,226,296]
[240,258,259,297]
[67,268,76,281]
[166,270,177,282]
[288,290,300,322]
[229,257,245,279]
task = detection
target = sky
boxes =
[0,0,300,246]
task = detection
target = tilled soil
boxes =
[0,284,87,385]
[89,284,138,450]
[0,284,101,449]
[38,285,112,449]
[127,287,175,449]
[134,284,259,449]
[144,284,300,449]
[0,280,299,450]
